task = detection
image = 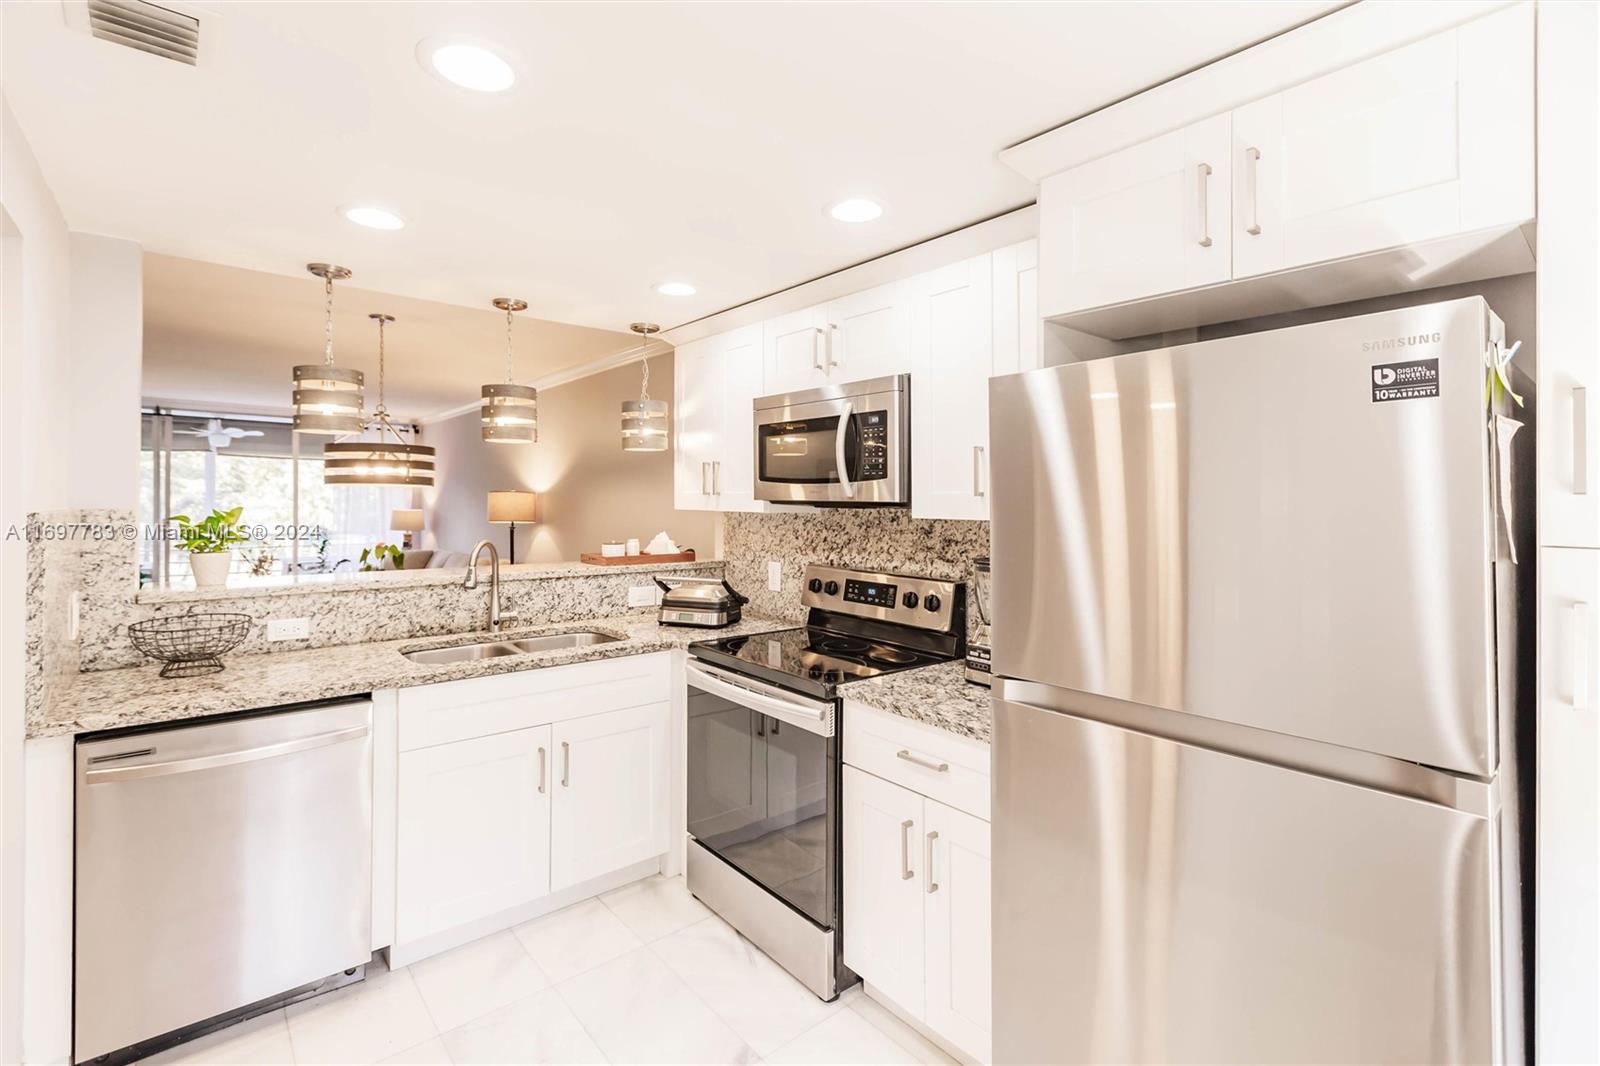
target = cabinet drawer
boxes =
[398,652,672,751]
[844,700,990,821]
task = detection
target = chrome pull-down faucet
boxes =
[463,539,515,633]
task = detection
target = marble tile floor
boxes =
[140,874,958,1066]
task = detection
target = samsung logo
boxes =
[1361,332,1441,352]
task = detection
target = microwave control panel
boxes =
[857,410,888,481]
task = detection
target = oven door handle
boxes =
[686,661,833,736]
[834,401,856,499]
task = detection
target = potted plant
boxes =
[169,507,250,588]
[358,541,405,572]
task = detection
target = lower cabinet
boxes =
[843,763,992,1063]
[392,655,672,956]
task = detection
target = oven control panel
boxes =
[801,564,961,633]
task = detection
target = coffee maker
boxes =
[965,555,992,685]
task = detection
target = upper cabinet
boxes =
[764,282,914,395]
[674,324,763,513]
[1035,3,1534,338]
[1231,5,1534,280]
[1039,113,1232,318]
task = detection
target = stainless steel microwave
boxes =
[752,373,909,506]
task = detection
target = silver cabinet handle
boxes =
[1576,385,1589,495]
[925,830,940,894]
[811,326,826,371]
[972,445,986,498]
[896,748,949,773]
[700,461,710,495]
[537,746,547,794]
[899,819,914,880]
[1575,601,1592,714]
[1196,162,1214,248]
[712,460,721,495]
[827,324,840,369]
[561,741,570,787]
[85,725,368,782]
[1244,147,1262,236]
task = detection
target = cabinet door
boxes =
[763,304,831,395]
[825,280,912,383]
[911,254,994,521]
[923,800,992,1064]
[1232,4,1533,279]
[991,239,1041,376]
[550,702,669,892]
[1538,547,1600,1064]
[1536,0,1600,549]
[396,725,551,943]
[674,336,724,512]
[711,324,765,512]
[842,766,926,1017]
[1038,112,1231,317]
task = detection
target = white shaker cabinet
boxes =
[396,725,552,943]
[922,800,993,1063]
[911,254,994,521]
[825,280,913,384]
[1039,111,1232,318]
[1537,547,1600,1065]
[550,702,670,892]
[674,324,763,512]
[762,304,832,395]
[1231,3,1533,280]
[842,765,928,1018]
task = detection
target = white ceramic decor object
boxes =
[189,551,232,588]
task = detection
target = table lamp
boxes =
[487,490,537,563]
[390,508,425,550]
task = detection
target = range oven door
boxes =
[753,375,907,505]
[686,660,839,929]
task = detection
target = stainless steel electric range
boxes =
[684,564,965,1000]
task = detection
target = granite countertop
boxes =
[35,613,790,739]
[842,660,993,744]
[137,557,722,603]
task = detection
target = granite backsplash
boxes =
[721,509,989,629]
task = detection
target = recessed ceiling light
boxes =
[829,198,883,223]
[425,41,516,92]
[343,206,405,231]
[655,281,696,297]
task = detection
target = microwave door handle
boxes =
[835,401,856,498]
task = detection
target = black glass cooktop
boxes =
[689,625,954,699]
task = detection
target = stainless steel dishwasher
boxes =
[75,699,374,1064]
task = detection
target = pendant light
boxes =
[621,322,668,452]
[482,297,537,443]
[323,313,436,486]
[292,263,365,434]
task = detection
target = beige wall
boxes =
[421,352,716,564]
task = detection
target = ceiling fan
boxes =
[176,418,265,450]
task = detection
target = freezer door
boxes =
[989,297,1506,775]
[992,694,1504,1065]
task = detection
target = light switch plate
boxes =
[628,585,661,608]
[266,617,310,641]
[767,560,782,592]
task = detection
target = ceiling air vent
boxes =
[84,0,199,65]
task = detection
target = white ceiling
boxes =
[142,254,641,421]
[3,0,1336,334]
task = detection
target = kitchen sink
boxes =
[402,630,623,665]
[504,631,622,653]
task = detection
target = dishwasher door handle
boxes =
[83,724,370,782]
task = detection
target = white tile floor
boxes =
[141,875,958,1066]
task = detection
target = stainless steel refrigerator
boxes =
[988,297,1533,1064]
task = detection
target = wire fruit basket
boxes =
[128,614,253,678]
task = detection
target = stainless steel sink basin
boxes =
[504,631,622,653]
[402,630,623,665]
[403,641,524,665]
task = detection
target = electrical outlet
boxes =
[266,617,310,641]
[628,585,660,608]
[767,560,782,592]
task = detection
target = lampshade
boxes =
[292,263,365,435]
[324,441,436,486]
[620,322,668,452]
[390,508,425,533]
[482,298,537,443]
[487,490,537,524]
